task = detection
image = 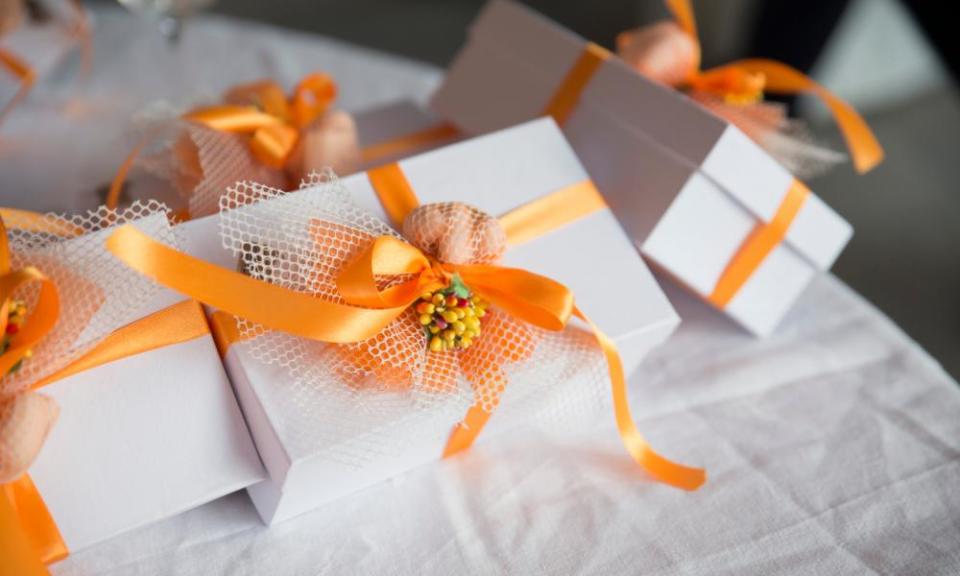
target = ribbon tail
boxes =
[574,307,706,490]
[2,475,66,574]
[0,493,50,576]
[442,404,493,458]
[729,58,884,174]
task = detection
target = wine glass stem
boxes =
[159,15,182,45]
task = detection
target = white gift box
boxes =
[24,216,264,554]
[430,0,853,336]
[180,118,680,524]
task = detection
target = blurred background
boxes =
[198,0,960,378]
[10,0,960,377]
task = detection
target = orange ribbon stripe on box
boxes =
[360,122,461,166]
[542,42,611,125]
[708,179,809,308]
[105,167,706,491]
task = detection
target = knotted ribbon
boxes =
[616,0,883,173]
[107,73,349,213]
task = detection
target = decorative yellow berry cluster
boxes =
[416,276,487,352]
[1,300,31,376]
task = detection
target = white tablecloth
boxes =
[3,7,958,575]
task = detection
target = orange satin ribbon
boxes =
[366,164,704,490]
[0,299,214,576]
[105,169,705,490]
[543,42,611,125]
[1,475,59,576]
[106,73,337,210]
[360,122,461,166]
[0,47,36,130]
[708,179,809,308]
[0,216,60,378]
[662,0,883,173]
[186,73,336,170]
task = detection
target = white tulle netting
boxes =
[0,200,177,397]
[132,103,287,219]
[219,170,609,465]
[693,94,846,180]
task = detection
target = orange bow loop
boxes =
[184,73,338,170]
[183,104,297,170]
[454,264,573,331]
[0,218,60,379]
[291,73,337,128]
[336,236,443,309]
[336,233,576,334]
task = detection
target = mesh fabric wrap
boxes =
[220,170,609,466]
[138,119,287,219]
[1,200,177,396]
[692,93,845,179]
[0,201,177,479]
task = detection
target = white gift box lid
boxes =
[180,118,680,523]
[25,215,265,553]
[430,0,852,277]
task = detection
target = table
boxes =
[3,7,959,575]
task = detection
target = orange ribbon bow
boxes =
[185,73,337,170]
[617,0,883,174]
[106,73,339,212]
[105,166,707,492]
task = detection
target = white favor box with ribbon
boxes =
[180,118,681,525]
[21,215,264,555]
[430,0,853,336]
